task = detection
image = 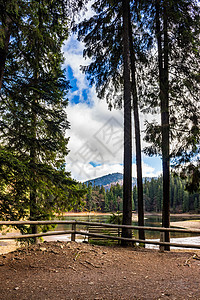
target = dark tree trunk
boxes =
[0,17,12,91]
[121,0,132,243]
[29,3,42,243]
[156,0,170,250]
[30,101,38,243]
[128,8,145,243]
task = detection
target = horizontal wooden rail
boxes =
[0,220,76,226]
[1,220,200,234]
[0,230,73,240]
[77,221,200,234]
[76,230,200,249]
[0,220,200,250]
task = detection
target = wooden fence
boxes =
[0,220,200,250]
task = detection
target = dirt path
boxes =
[0,241,200,300]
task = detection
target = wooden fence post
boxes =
[160,232,165,252]
[71,222,76,241]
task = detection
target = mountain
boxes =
[84,173,156,190]
[84,172,123,188]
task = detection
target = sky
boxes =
[63,3,162,183]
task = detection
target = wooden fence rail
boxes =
[0,220,200,250]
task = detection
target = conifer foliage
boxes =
[0,0,85,233]
[140,0,200,248]
[0,0,199,241]
[83,176,199,214]
[76,0,145,241]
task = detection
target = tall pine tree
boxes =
[76,0,148,241]
[0,0,85,236]
[121,0,132,241]
[140,0,200,249]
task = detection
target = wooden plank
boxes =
[0,220,199,234]
[0,220,76,225]
[0,220,199,249]
[87,225,121,242]
[160,232,165,252]
[77,221,200,234]
[0,230,73,240]
[71,223,76,241]
[77,230,200,249]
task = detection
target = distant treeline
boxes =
[81,176,200,213]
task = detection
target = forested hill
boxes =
[84,173,123,187]
[82,175,200,213]
[84,172,154,189]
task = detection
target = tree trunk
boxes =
[128,8,145,243]
[29,2,42,243]
[156,0,170,250]
[0,17,12,91]
[121,0,132,243]
[30,100,38,243]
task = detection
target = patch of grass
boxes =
[88,239,119,246]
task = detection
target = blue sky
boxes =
[63,6,162,182]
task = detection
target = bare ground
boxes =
[170,220,200,230]
[0,241,200,300]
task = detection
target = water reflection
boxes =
[54,214,200,240]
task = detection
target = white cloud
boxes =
[66,162,123,182]
[63,33,161,182]
[63,36,89,97]
[66,95,124,168]
[66,160,161,182]
[141,163,162,178]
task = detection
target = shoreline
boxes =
[61,211,139,221]
[60,211,200,217]
[60,211,112,217]
[1,213,199,255]
[171,220,200,230]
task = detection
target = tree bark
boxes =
[128,8,145,243]
[155,0,170,250]
[0,17,12,91]
[30,99,38,243]
[29,2,43,243]
[121,0,132,243]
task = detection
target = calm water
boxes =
[51,214,200,241]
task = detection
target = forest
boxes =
[1,2,200,298]
[0,0,199,246]
[82,175,200,214]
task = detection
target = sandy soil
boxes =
[0,240,20,255]
[171,220,200,230]
[61,211,139,221]
[60,211,112,217]
[0,227,21,255]
[0,241,200,300]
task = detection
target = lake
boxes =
[43,214,200,249]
